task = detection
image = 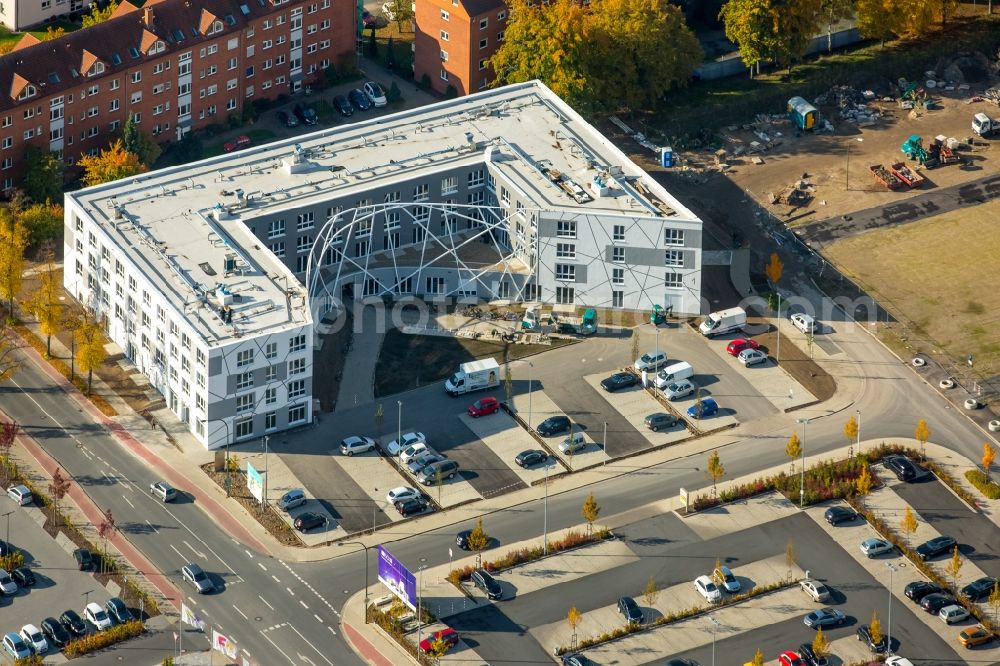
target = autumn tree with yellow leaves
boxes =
[77,140,147,187]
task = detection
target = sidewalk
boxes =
[335,300,387,412]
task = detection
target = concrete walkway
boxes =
[335,301,388,412]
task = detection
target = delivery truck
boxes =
[972,112,1000,137]
[445,358,500,396]
[699,307,747,338]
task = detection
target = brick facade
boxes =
[0,0,355,192]
[413,0,505,97]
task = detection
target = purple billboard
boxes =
[377,545,417,611]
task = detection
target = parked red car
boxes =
[468,396,499,417]
[726,338,759,356]
[223,135,252,153]
[419,627,459,654]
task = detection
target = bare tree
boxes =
[97,509,117,573]
[47,467,71,523]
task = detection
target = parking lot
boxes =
[275,321,821,535]
[0,499,136,662]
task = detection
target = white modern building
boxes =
[63,80,703,449]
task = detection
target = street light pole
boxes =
[797,418,809,507]
[263,434,270,507]
[708,614,721,666]
[397,401,403,450]
[543,461,550,556]
[416,561,428,648]
[2,511,12,544]
[857,409,862,455]
[338,541,371,623]
[527,361,534,431]
[886,562,897,655]
[776,292,781,365]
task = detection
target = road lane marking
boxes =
[184,540,207,560]
[144,520,159,534]
[271,575,280,583]
[232,604,248,620]
[328,626,336,636]
[285,623,334,666]
[299,600,308,610]
[122,495,135,509]
[259,630,294,665]
[258,595,274,611]
[258,562,267,571]
[313,614,323,623]
[170,544,185,560]
[286,587,294,596]
[245,550,254,558]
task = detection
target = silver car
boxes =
[408,452,444,475]
[559,432,586,454]
[182,563,214,593]
[662,380,695,401]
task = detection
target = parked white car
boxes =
[939,604,969,624]
[634,351,667,373]
[738,349,767,366]
[559,432,587,454]
[386,487,421,505]
[790,312,816,334]
[400,442,431,464]
[363,81,388,108]
[340,435,377,456]
[19,624,47,654]
[0,569,17,595]
[84,602,112,630]
[800,579,831,602]
[662,380,696,401]
[385,432,426,457]
[694,575,722,603]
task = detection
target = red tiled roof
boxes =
[11,34,41,53]
[0,0,271,112]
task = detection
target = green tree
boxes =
[0,326,19,387]
[855,0,898,46]
[387,81,402,103]
[25,246,62,357]
[23,146,64,204]
[900,506,918,546]
[383,0,414,30]
[121,113,162,168]
[707,450,725,496]
[97,508,116,573]
[585,0,702,110]
[786,431,802,474]
[812,625,829,656]
[489,0,590,107]
[18,202,64,248]
[77,139,147,186]
[895,0,937,37]
[0,212,28,320]
[989,581,1000,624]
[722,0,821,72]
[82,0,120,27]
[582,492,600,535]
[76,316,108,393]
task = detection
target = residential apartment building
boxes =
[0,0,91,32]
[413,0,505,96]
[0,0,354,192]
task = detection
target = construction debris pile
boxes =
[813,85,882,126]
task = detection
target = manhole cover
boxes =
[255,616,263,622]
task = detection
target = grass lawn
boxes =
[824,201,1000,372]
[374,330,575,397]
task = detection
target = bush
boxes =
[387,81,402,104]
[446,529,612,584]
[63,620,145,657]
[965,469,1000,500]
[0,551,25,571]
[15,654,43,665]
[227,113,244,129]
[419,74,431,90]
[445,85,457,99]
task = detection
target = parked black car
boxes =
[904,580,942,601]
[537,415,571,436]
[617,596,643,624]
[0,539,12,556]
[294,512,326,532]
[41,617,71,648]
[884,455,919,481]
[333,94,354,117]
[920,592,956,613]
[797,643,829,666]
[644,413,679,432]
[395,498,428,517]
[348,88,372,111]
[11,567,35,587]
[471,568,502,600]
[600,372,638,392]
[515,449,548,467]
[73,548,94,571]
[823,506,857,525]
[915,535,957,561]
[962,576,999,601]
[293,103,318,125]
[856,624,888,653]
[60,610,87,636]
[105,597,133,623]
[276,109,299,127]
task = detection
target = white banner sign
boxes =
[180,603,205,631]
[213,630,238,658]
[247,462,263,503]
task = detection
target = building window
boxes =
[290,334,306,352]
[236,371,254,391]
[440,69,449,81]
[235,418,253,439]
[268,220,285,238]
[265,342,277,359]
[288,380,306,399]
[426,277,446,294]
[441,176,457,194]
[288,403,306,424]
[480,17,488,28]
[612,268,625,285]
[265,411,277,431]
[237,348,254,367]
[270,242,285,257]
[613,224,625,241]
[468,169,485,187]
[297,211,314,230]
[555,286,574,304]
[439,30,449,41]
[296,236,313,254]
[612,291,624,308]
[289,358,306,375]
[665,250,684,267]
[413,183,429,201]
[440,9,449,19]
[612,247,625,263]
[236,393,255,414]
[479,59,487,71]
[479,38,488,49]
[556,221,576,239]
[665,272,683,288]
[555,264,575,281]
[265,387,277,404]
[664,229,685,246]
[556,243,575,259]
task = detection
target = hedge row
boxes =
[965,469,1000,500]
[63,620,145,657]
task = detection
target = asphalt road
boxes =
[895,477,1000,578]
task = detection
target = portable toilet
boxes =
[787,96,819,131]
[660,147,674,168]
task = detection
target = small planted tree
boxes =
[812,626,829,657]
[900,506,918,547]
[582,493,600,535]
[504,365,514,405]
[855,464,873,495]
[844,414,859,456]
[567,606,582,647]
[467,518,490,567]
[983,442,997,482]
[0,420,17,465]
[642,575,659,610]
[630,332,640,369]
[946,545,964,588]
[785,540,796,580]
[750,648,764,666]
[47,467,71,523]
[989,581,1000,624]
[97,509,117,573]
[707,450,725,497]
[786,431,802,474]
[869,610,882,648]
[914,419,931,461]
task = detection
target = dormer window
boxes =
[88,62,105,77]
[17,84,37,100]
[149,40,166,55]
[208,19,223,34]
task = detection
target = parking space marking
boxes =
[272,575,281,583]
[582,374,693,449]
[121,494,135,509]
[259,562,268,571]
[299,600,309,609]
[232,604,248,620]
[259,595,275,611]
[313,614,323,623]
[286,587,295,596]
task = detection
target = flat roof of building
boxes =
[67,81,698,345]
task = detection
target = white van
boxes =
[699,307,747,338]
[6,485,32,506]
[654,362,694,389]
